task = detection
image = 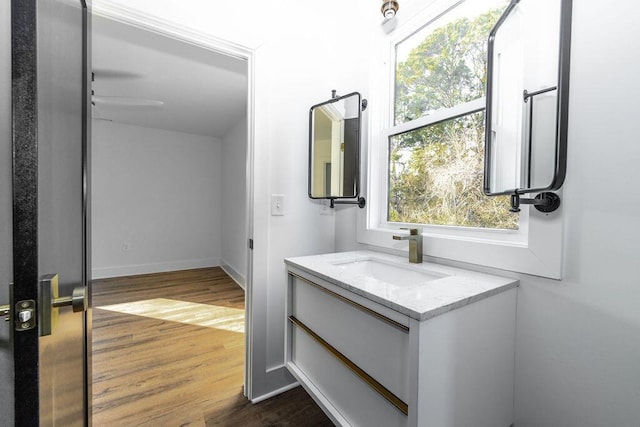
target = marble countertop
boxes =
[285,250,518,321]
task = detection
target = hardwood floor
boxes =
[92,267,333,426]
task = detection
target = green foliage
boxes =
[389,6,517,230]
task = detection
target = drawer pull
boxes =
[289,272,409,333]
[289,315,409,416]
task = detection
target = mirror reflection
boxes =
[309,93,361,199]
[485,0,566,195]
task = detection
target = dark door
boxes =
[12,0,90,425]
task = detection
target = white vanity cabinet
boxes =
[284,251,518,427]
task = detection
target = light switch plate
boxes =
[271,194,285,216]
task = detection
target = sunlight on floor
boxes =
[97,298,244,333]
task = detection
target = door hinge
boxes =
[249,239,253,250]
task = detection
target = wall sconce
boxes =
[381,0,399,19]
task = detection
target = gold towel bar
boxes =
[289,315,409,416]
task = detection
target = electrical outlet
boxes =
[122,242,131,252]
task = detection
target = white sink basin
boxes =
[331,257,448,287]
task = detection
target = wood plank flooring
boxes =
[92,267,333,426]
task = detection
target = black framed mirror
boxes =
[484,0,572,212]
[308,91,366,208]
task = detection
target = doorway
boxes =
[90,14,252,424]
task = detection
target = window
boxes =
[358,0,564,279]
[388,0,513,230]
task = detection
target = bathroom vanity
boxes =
[284,251,518,427]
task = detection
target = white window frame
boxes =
[357,0,564,279]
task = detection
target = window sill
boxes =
[356,203,563,279]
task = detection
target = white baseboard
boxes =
[91,258,220,279]
[220,260,246,290]
[266,363,286,374]
[250,381,300,404]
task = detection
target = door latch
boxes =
[0,300,36,331]
[1,275,86,334]
[15,300,36,331]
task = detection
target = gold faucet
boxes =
[392,228,423,263]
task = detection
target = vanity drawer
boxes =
[289,324,408,427]
[289,272,410,405]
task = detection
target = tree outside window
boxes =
[388,3,517,230]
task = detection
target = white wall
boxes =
[221,118,248,288]
[0,0,14,420]
[335,1,640,426]
[512,2,640,425]
[254,4,374,392]
[91,120,223,278]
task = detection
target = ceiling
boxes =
[92,15,247,139]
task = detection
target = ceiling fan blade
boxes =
[92,69,144,80]
[91,95,164,108]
